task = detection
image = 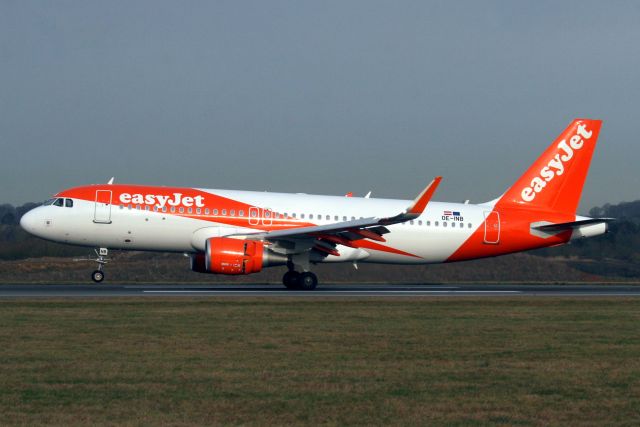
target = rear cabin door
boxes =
[94,190,112,224]
[483,210,500,244]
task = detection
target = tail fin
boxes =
[499,119,602,213]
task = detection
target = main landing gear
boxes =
[282,265,318,291]
[91,248,109,283]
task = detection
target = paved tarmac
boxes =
[0,283,639,297]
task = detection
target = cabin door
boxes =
[94,190,112,224]
[483,211,500,244]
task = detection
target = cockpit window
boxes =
[43,199,55,206]
[65,199,73,208]
[53,198,64,207]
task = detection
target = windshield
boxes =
[43,199,55,206]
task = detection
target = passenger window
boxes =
[214,209,219,215]
[239,210,244,217]
[418,220,422,226]
[435,221,439,226]
[178,207,184,213]
[154,206,159,212]
[145,205,150,211]
[120,205,124,210]
[292,213,297,218]
[459,222,464,228]
[468,223,472,228]
[171,207,176,213]
[351,216,355,221]
[426,221,431,226]
[343,216,347,221]
[222,209,227,216]
[264,211,270,218]
[410,220,414,225]
[301,214,305,219]
[309,214,314,219]
[326,215,330,220]
[334,215,338,221]
[443,222,448,227]
[188,208,193,214]
[205,208,210,215]
[162,206,167,212]
[230,209,235,216]
[196,208,201,214]
[53,198,64,207]
[65,199,73,208]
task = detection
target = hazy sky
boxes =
[1,1,639,212]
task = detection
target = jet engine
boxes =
[190,237,286,275]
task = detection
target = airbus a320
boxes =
[20,119,610,289]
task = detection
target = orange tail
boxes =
[499,119,602,214]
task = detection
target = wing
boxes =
[233,177,442,256]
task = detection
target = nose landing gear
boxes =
[91,270,105,283]
[91,248,109,283]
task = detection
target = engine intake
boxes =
[190,237,286,275]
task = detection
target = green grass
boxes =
[1,298,639,426]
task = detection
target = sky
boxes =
[1,1,639,212]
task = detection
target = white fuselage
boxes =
[21,188,490,264]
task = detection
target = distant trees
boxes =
[589,200,640,224]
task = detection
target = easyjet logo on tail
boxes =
[521,122,593,203]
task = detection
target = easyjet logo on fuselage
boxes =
[119,192,206,209]
[520,123,593,203]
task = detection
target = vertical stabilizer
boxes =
[499,119,602,213]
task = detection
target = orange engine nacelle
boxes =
[203,237,264,275]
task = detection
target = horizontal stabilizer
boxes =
[532,218,614,233]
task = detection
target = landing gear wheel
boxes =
[298,272,318,291]
[91,270,105,283]
[283,271,301,289]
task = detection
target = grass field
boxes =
[1,298,639,426]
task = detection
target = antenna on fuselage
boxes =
[107,177,115,185]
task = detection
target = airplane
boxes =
[20,119,611,290]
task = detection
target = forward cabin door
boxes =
[94,190,112,224]
[483,211,500,244]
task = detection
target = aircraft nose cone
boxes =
[20,209,38,235]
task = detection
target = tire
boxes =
[91,270,105,283]
[298,272,318,291]
[282,271,300,289]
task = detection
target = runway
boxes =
[0,283,639,297]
